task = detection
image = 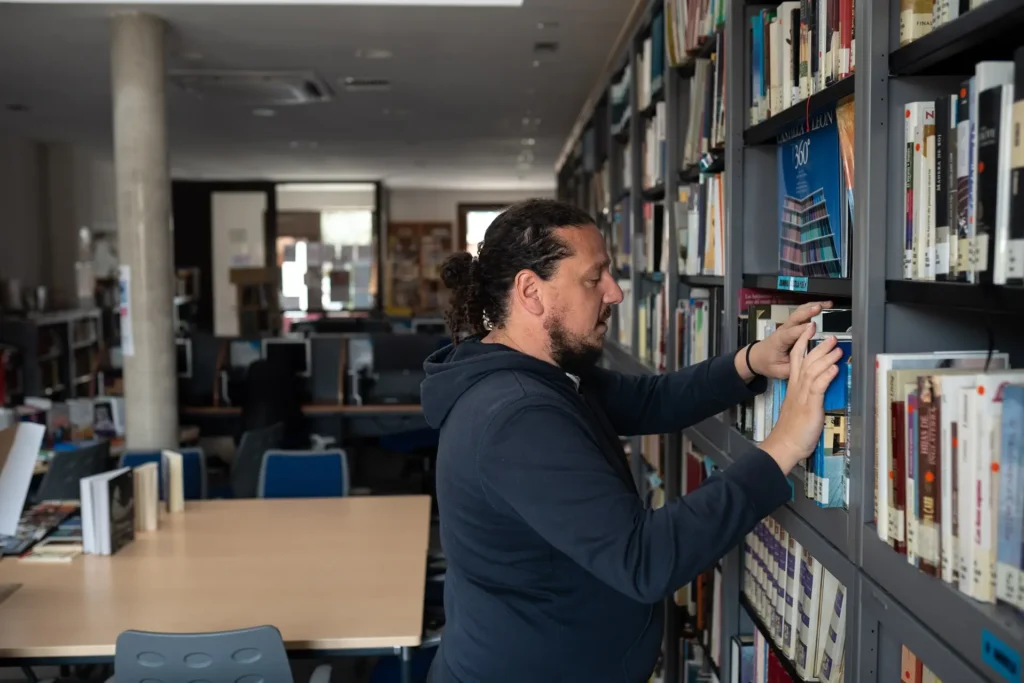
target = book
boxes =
[133,461,159,532]
[0,422,46,537]
[80,467,135,556]
[777,103,849,279]
[162,449,185,513]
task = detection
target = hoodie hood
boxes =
[420,337,573,429]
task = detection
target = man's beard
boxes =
[546,307,610,375]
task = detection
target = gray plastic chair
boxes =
[34,440,112,502]
[107,624,332,683]
[231,422,284,499]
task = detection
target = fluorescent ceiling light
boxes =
[7,0,522,4]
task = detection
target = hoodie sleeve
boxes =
[585,352,767,436]
[477,400,791,604]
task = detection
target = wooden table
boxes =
[180,403,423,417]
[0,497,431,679]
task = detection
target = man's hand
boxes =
[745,301,833,380]
[760,324,843,474]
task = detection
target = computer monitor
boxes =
[229,339,262,370]
[176,338,192,378]
[262,337,311,377]
[370,333,446,374]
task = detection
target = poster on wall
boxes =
[118,264,134,357]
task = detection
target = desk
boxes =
[0,497,431,680]
[180,403,423,417]
[180,403,427,442]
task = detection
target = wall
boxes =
[211,191,268,337]
[0,138,44,292]
[387,188,554,225]
[0,138,116,306]
[276,183,376,211]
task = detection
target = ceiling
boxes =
[0,0,632,189]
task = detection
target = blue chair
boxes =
[108,624,331,683]
[119,448,208,500]
[257,449,349,498]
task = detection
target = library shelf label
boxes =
[777,275,809,292]
[981,629,1021,683]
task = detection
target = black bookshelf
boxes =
[642,184,666,201]
[675,28,720,77]
[739,595,805,683]
[886,280,1024,314]
[680,274,725,287]
[889,0,1024,76]
[640,86,665,119]
[743,75,856,146]
[742,274,853,298]
[679,164,700,183]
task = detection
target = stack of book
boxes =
[900,50,1024,284]
[743,516,848,682]
[749,0,855,127]
[873,353,1024,610]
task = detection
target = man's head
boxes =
[441,198,623,373]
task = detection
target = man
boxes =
[421,199,841,682]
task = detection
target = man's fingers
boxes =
[810,364,840,395]
[804,334,838,364]
[781,300,833,328]
[777,321,810,346]
[788,322,816,381]
[803,346,844,389]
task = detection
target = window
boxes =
[459,204,508,255]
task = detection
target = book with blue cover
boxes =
[777,103,849,278]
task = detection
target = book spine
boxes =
[974,86,1003,284]
[934,98,950,280]
[917,375,941,576]
[956,81,972,281]
[1008,47,1024,284]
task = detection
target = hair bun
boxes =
[440,252,476,290]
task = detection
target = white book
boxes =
[814,569,840,680]
[934,368,1009,585]
[993,83,1015,284]
[819,581,847,683]
[925,123,937,279]
[161,449,185,513]
[770,19,783,116]
[912,104,937,279]
[903,102,932,279]
[0,422,45,537]
[959,386,978,598]
[783,535,803,660]
[796,546,823,681]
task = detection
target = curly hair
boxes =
[440,198,596,340]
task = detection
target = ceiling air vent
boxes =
[342,77,392,92]
[168,69,334,106]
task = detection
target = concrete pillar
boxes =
[111,12,177,449]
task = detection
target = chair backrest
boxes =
[113,625,294,683]
[231,422,284,498]
[35,440,112,501]
[257,449,349,499]
[119,448,208,500]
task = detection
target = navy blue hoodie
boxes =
[420,338,791,683]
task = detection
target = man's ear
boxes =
[513,269,545,317]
